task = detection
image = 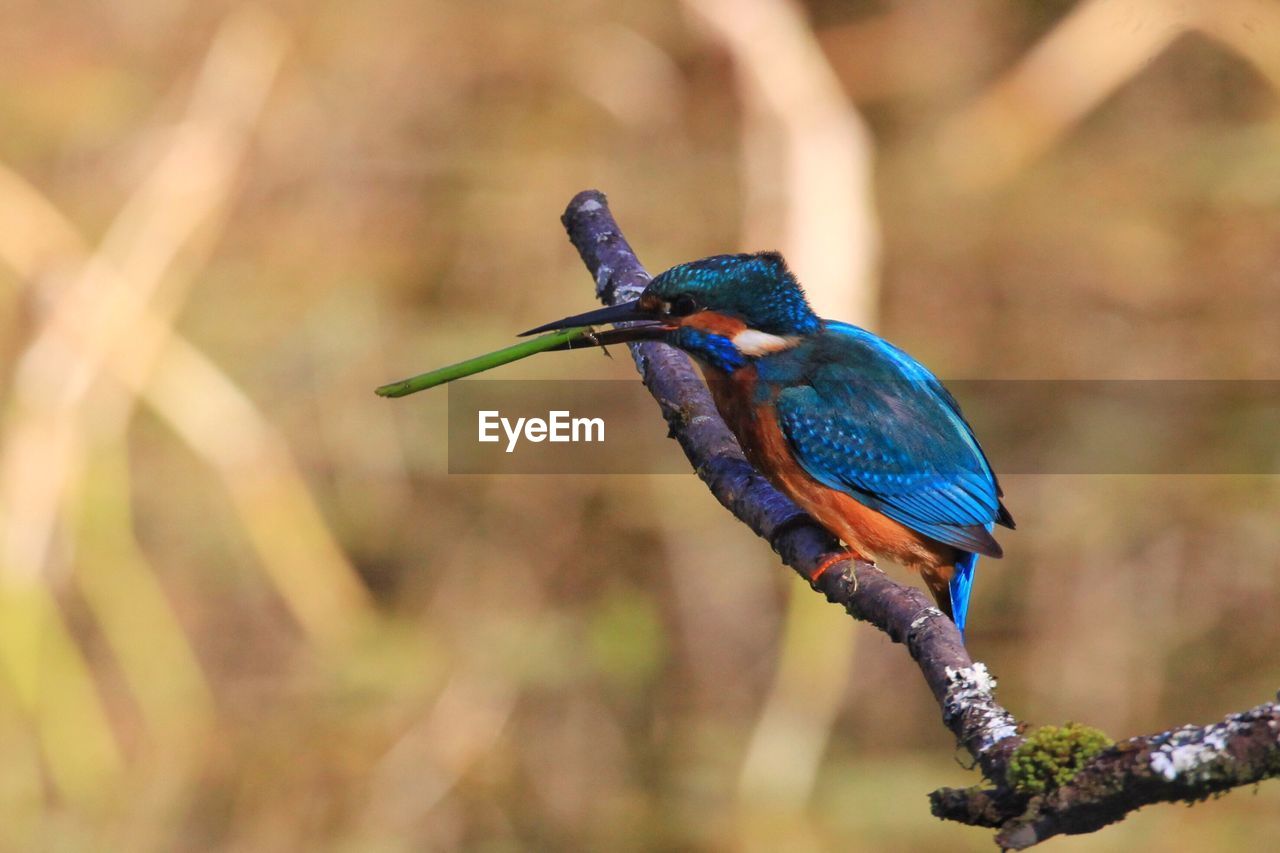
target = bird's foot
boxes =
[808,550,862,583]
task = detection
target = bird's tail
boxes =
[949,550,980,639]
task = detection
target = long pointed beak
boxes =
[520,299,662,336]
[541,323,672,351]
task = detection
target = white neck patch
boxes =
[732,329,800,357]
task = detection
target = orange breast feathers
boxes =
[702,363,962,599]
[679,311,750,338]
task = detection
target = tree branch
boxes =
[934,700,1280,847]
[558,189,1280,847]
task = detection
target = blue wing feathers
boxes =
[822,322,1013,508]
[768,322,1008,557]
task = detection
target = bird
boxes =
[523,252,1013,636]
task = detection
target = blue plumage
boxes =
[762,323,1006,559]
[671,326,748,373]
[650,253,821,336]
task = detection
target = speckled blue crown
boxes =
[648,252,821,336]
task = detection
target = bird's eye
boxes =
[669,294,700,316]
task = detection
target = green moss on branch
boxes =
[1007,723,1114,795]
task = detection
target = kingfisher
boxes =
[524,252,1013,635]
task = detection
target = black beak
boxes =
[544,324,671,350]
[520,299,663,336]
[520,299,673,349]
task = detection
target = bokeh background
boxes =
[2,1,1280,850]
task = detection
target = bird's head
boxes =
[523,252,820,372]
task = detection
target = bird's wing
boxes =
[772,325,1007,556]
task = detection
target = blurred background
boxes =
[2,0,1280,850]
